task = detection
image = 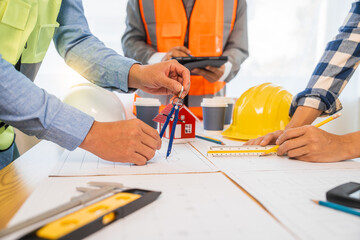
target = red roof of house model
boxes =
[153,104,199,123]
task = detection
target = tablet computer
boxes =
[172,56,228,71]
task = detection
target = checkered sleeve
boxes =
[290,1,360,116]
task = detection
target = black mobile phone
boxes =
[326,182,360,209]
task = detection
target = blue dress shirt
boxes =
[0,0,137,151]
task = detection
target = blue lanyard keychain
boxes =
[159,87,184,158]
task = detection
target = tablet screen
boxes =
[173,56,228,70]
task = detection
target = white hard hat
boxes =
[62,83,127,122]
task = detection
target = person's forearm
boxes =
[222,48,248,82]
[222,0,248,82]
[128,64,143,89]
[54,0,138,93]
[286,106,322,129]
[0,56,94,150]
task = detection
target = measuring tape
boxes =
[207,145,276,157]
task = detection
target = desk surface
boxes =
[0,141,295,240]
[1,139,359,239]
[0,142,63,229]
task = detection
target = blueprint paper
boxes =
[191,138,360,172]
[50,143,217,176]
[7,173,294,240]
[226,170,360,240]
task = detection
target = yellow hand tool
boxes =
[0,182,160,239]
[20,188,161,240]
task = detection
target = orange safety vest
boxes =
[135,0,238,118]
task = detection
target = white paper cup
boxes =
[134,98,161,129]
[201,98,227,134]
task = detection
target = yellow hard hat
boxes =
[222,83,292,140]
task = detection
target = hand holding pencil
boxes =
[262,113,341,156]
[268,113,353,162]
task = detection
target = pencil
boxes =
[311,199,360,217]
[261,113,342,156]
[195,135,225,145]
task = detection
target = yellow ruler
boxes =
[207,145,276,157]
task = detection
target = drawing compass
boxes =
[158,87,184,158]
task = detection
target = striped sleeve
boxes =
[290,2,360,116]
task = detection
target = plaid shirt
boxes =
[290,1,360,116]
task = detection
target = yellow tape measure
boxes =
[207,145,276,157]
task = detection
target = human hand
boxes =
[276,125,352,162]
[245,107,323,146]
[162,46,192,61]
[80,119,161,165]
[128,61,190,98]
[191,65,225,83]
[244,130,284,146]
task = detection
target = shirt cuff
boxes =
[39,103,94,150]
[289,89,343,117]
[110,61,139,94]
[148,52,166,64]
[218,61,232,82]
[123,62,139,93]
[117,60,139,93]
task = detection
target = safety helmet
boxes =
[62,83,127,122]
[222,83,292,140]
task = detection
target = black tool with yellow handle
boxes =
[19,189,161,240]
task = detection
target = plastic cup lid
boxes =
[134,97,161,106]
[201,98,228,107]
[213,96,235,104]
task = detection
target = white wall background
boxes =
[30,0,359,151]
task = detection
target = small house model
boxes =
[153,104,199,143]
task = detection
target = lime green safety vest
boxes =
[0,0,62,151]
